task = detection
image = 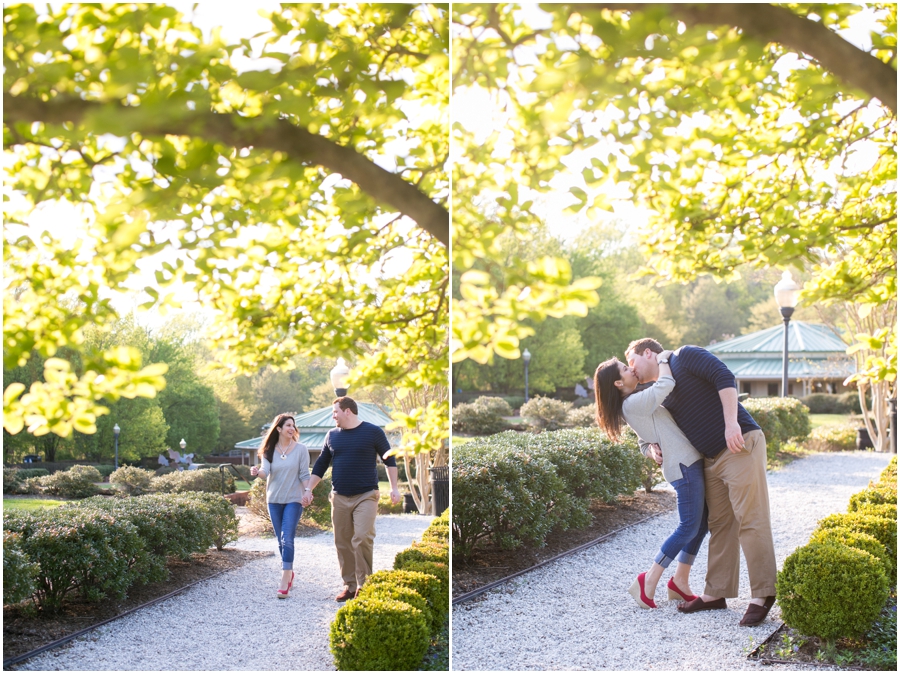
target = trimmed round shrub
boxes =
[452,439,567,558]
[566,404,597,428]
[3,531,39,605]
[365,569,447,634]
[880,456,897,482]
[452,396,511,436]
[854,503,897,521]
[3,508,144,611]
[421,523,449,543]
[110,466,154,496]
[394,540,448,567]
[800,393,851,414]
[330,596,430,671]
[452,428,643,559]
[151,467,234,495]
[838,391,863,414]
[817,512,897,573]
[849,486,897,511]
[778,541,888,641]
[743,397,811,457]
[4,467,21,494]
[303,476,333,528]
[356,582,431,632]
[473,396,513,418]
[178,492,239,551]
[33,465,102,499]
[520,396,571,432]
[397,560,449,597]
[805,424,858,452]
[809,526,892,582]
[247,475,269,520]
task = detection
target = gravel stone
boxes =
[17,514,435,671]
[451,451,893,671]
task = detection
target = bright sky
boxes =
[453,4,887,244]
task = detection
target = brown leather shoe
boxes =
[677,596,727,613]
[335,588,356,602]
[740,596,776,626]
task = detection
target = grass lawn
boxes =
[235,480,252,491]
[809,413,852,429]
[452,436,475,446]
[3,498,65,511]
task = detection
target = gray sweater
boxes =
[622,375,703,483]
[260,443,311,504]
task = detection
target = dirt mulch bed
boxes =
[452,490,677,597]
[3,548,270,664]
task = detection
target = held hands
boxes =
[725,421,745,453]
[648,443,663,465]
[390,489,401,505]
[301,491,313,507]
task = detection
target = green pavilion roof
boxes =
[707,321,848,354]
[233,402,396,451]
[706,321,855,382]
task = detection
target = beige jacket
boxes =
[622,375,703,483]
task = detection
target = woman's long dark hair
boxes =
[258,414,299,464]
[594,358,626,442]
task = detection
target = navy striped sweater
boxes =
[663,346,761,459]
[311,421,396,496]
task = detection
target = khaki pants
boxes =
[703,430,777,598]
[330,490,379,592]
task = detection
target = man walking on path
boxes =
[304,397,402,602]
[626,338,777,627]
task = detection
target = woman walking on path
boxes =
[594,350,708,609]
[250,413,311,598]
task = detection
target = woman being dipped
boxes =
[250,414,311,598]
[594,351,708,609]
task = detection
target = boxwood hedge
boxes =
[3,493,238,611]
[452,428,643,559]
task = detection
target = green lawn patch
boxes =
[3,498,65,511]
[810,414,852,429]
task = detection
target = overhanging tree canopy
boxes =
[4,3,449,455]
[452,3,895,394]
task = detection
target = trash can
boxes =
[857,427,874,450]
[429,466,449,516]
[403,493,417,514]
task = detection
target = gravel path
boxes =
[452,451,894,671]
[17,514,435,671]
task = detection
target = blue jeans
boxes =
[655,459,709,568]
[268,502,303,570]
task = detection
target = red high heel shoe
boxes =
[277,571,295,599]
[628,572,657,609]
[667,577,697,602]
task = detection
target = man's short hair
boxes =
[626,338,664,358]
[333,396,358,415]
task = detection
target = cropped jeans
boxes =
[655,458,709,568]
[268,501,303,570]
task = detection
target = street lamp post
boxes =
[523,348,532,403]
[330,358,351,397]
[774,271,801,397]
[113,424,120,469]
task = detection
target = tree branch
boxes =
[3,95,450,246]
[569,3,897,115]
